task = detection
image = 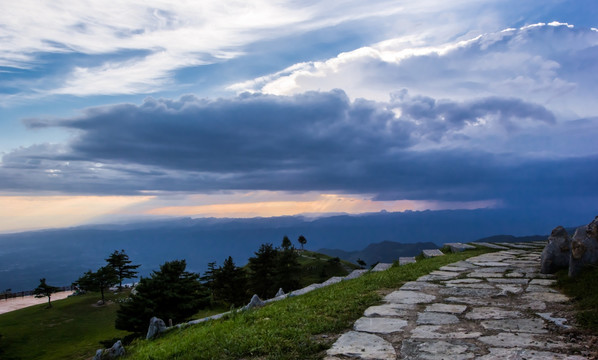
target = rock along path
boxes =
[325,243,594,360]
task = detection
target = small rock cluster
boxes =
[93,340,125,360]
[541,216,598,277]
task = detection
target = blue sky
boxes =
[0,0,597,232]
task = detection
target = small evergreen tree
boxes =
[115,260,209,333]
[248,243,279,298]
[105,249,141,289]
[75,265,118,304]
[212,256,248,307]
[297,235,307,250]
[33,278,60,308]
[276,237,300,293]
[357,258,367,269]
[201,261,218,304]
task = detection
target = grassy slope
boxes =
[0,251,356,360]
[556,265,598,331]
[296,250,360,287]
[126,247,495,360]
[0,292,131,360]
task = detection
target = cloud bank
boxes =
[3,89,596,209]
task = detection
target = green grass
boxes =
[296,250,359,287]
[0,291,132,360]
[555,265,598,331]
[126,247,495,360]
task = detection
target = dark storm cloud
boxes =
[7,90,597,205]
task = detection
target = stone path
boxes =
[325,243,595,359]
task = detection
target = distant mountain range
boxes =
[318,241,439,266]
[0,208,584,292]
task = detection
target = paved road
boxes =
[325,244,597,359]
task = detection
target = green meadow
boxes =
[0,291,131,360]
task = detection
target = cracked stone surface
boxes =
[364,304,412,317]
[326,331,396,359]
[326,245,593,359]
[384,290,436,304]
[424,303,467,314]
[480,318,548,333]
[417,312,460,325]
[354,317,409,333]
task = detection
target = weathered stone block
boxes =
[540,226,571,274]
[569,216,598,277]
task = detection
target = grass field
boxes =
[0,291,132,360]
[556,265,598,331]
[126,247,495,360]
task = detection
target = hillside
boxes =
[0,250,358,360]
[317,241,438,266]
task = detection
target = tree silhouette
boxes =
[75,265,118,304]
[212,256,248,307]
[248,243,279,298]
[297,235,307,250]
[33,278,60,308]
[115,260,209,333]
[357,258,366,269]
[105,249,140,290]
[276,237,301,293]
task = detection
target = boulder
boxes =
[275,288,285,297]
[93,349,103,360]
[92,340,125,359]
[105,340,125,358]
[569,216,598,277]
[146,317,167,340]
[244,294,265,310]
[540,226,571,274]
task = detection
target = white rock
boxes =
[326,331,396,360]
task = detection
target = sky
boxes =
[0,0,597,233]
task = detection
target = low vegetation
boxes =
[0,291,131,360]
[125,247,494,360]
[556,265,598,331]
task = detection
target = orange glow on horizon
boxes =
[0,195,153,233]
[146,194,496,218]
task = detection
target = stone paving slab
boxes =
[371,262,393,272]
[422,249,444,258]
[399,257,417,265]
[326,246,593,359]
[326,331,396,359]
[444,242,476,252]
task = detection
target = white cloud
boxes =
[230,24,598,118]
[1,0,510,97]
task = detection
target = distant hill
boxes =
[317,241,438,266]
[473,234,547,243]
[0,208,590,292]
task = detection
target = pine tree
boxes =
[105,249,141,289]
[248,243,279,298]
[33,278,60,308]
[75,265,118,304]
[115,260,209,333]
[276,237,301,293]
[201,261,218,304]
[212,256,248,307]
